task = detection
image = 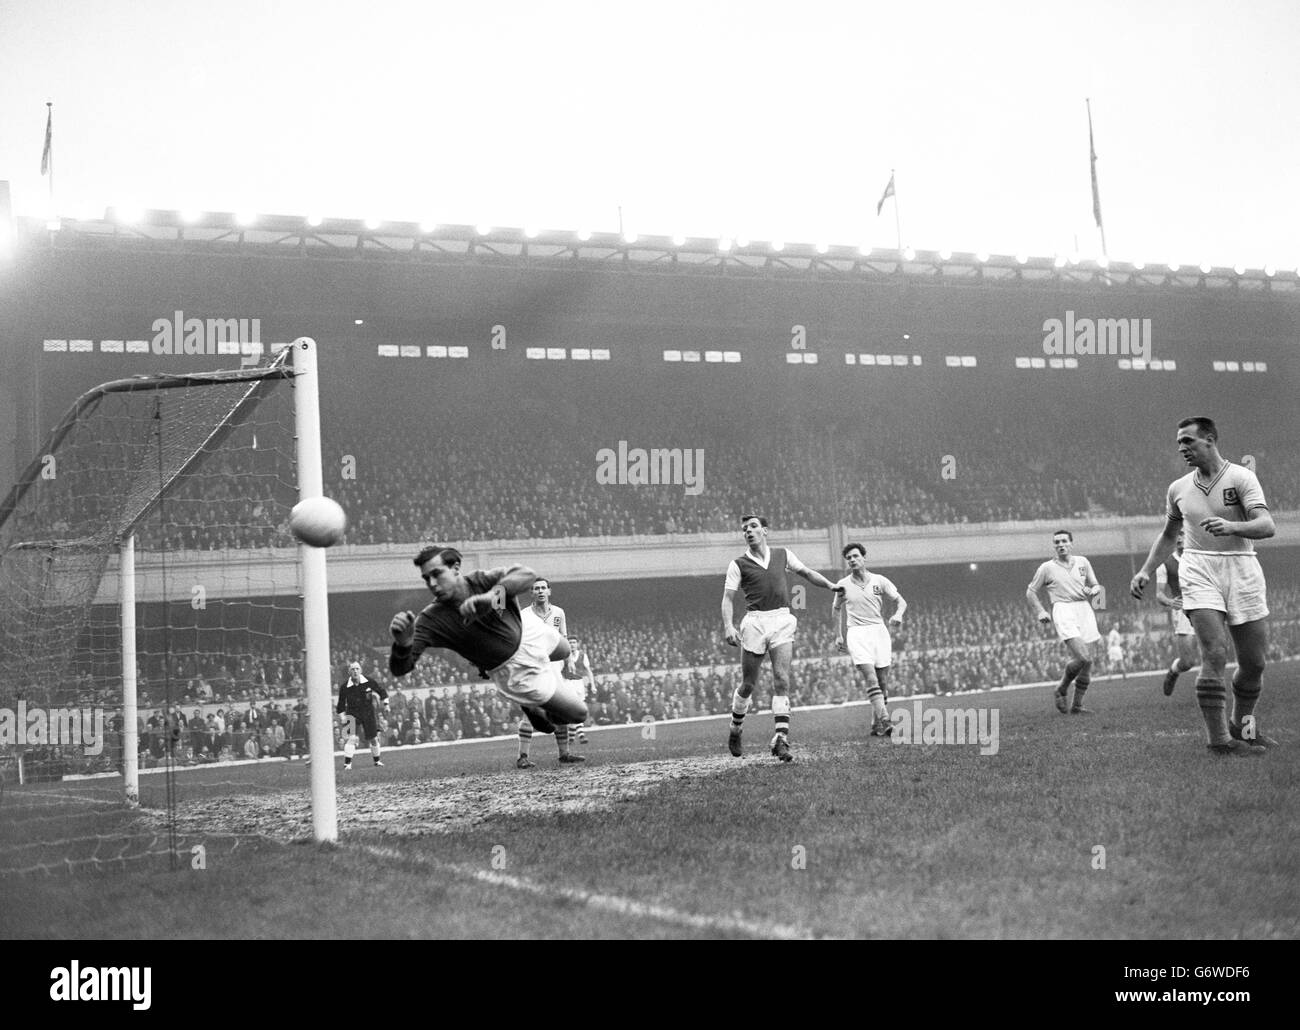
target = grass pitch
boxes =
[2,662,1297,940]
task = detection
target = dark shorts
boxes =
[345,710,379,741]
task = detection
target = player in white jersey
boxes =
[516,578,584,767]
[1131,417,1275,756]
[1155,534,1200,697]
[1026,530,1104,714]
[1105,625,1126,679]
[721,514,844,762]
[832,542,907,738]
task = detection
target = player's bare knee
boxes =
[1200,640,1230,670]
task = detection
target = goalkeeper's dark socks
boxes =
[555,724,570,757]
[518,720,533,759]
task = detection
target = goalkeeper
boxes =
[389,546,588,759]
[336,661,389,771]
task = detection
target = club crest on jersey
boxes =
[1223,487,1240,506]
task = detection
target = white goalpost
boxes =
[292,338,338,843]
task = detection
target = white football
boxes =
[289,496,348,548]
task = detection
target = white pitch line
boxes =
[356,842,828,940]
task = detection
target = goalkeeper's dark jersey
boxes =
[336,677,388,718]
[390,571,524,679]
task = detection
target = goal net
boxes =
[0,339,337,875]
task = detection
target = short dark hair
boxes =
[1177,416,1218,443]
[413,545,462,569]
[1052,529,1073,542]
[842,542,866,559]
[533,577,550,589]
[740,514,768,528]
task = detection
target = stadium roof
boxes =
[12,211,1300,294]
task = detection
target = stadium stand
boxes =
[16,579,1298,779]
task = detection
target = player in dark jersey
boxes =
[335,661,389,770]
[561,635,596,745]
[721,514,844,762]
[389,546,588,762]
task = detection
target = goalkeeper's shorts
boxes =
[489,619,577,707]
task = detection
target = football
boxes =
[289,496,348,548]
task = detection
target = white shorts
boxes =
[1178,552,1269,626]
[1108,646,1124,663]
[846,624,892,668]
[740,608,797,654]
[553,660,589,703]
[1052,600,1101,644]
[489,619,564,707]
[1172,609,1194,636]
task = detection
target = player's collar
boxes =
[1193,460,1229,495]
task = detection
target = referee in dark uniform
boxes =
[336,661,389,770]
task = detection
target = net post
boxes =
[120,533,139,807]
[293,337,338,843]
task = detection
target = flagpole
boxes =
[1087,98,1107,259]
[891,168,902,251]
[43,102,55,219]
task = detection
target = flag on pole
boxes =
[876,172,895,216]
[40,104,53,175]
[1087,100,1103,232]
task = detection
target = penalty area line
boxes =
[355,842,828,940]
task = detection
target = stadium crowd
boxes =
[14,400,1298,555]
[15,583,1300,780]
